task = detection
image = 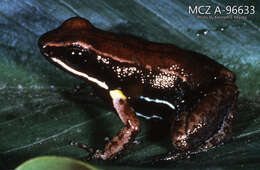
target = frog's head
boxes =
[38,17,109,89]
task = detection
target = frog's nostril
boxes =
[38,32,53,49]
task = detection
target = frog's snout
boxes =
[38,35,50,57]
[38,32,50,53]
[38,30,61,59]
[38,34,45,50]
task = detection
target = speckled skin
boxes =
[38,17,239,160]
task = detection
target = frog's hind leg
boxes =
[156,100,236,162]
[171,81,238,155]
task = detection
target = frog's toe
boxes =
[80,149,105,161]
[91,150,106,160]
[70,141,95,154]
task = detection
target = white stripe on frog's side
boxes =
[136,112,163,120]
[51,57,109,90]
[139,96,176,110]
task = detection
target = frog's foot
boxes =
[152,151,190,164]
[70,142,110,160]
[171,81,238,152]
[70,141,94,153]
[70,141,96,160]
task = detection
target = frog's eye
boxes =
[62,46,94,67]
[64,46,89,63]
[69,47,85,57]
[71,51,82,56]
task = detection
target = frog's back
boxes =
[68,19,235,86]
[44,17,235,87]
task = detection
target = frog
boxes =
[38,17,239,161]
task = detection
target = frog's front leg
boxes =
[93,89,140,160]
[171,81,238,153]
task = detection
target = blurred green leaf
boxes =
[15,156,97,170]
[0,0,260,170]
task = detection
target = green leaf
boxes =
[0,0,260,170]
[15,156,97,170]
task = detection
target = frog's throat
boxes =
[51,57,109,90]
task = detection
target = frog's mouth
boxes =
[50,57,108,89]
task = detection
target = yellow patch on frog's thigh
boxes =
[109,89,127,100]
